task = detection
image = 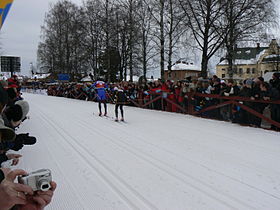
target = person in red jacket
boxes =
[7,75,19,89]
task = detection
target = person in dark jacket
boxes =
[237,79,255,125]
[270,72,280,91]
[269,78,280,131]
[114,87,127,122]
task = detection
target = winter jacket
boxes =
[270,79,280,91]
[239,87,254,107]
[223,85,239,96]
[115,90,127,104]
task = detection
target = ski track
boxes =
[32,99,238,210]
[17,93,280,210]
[60,108,280,209]
[37,107,158,210]
[46,98,280,201]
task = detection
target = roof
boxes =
[234,47,267,60]
[262,54,280,63]
[31,73,51,80]
[218,47,267,66]
[166,61,201,71]
[80,76,93,82]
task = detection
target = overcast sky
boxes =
[0,0,280,76]
[0,0,83,75]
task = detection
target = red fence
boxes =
[129,92,280,130]
[44,87,280,130]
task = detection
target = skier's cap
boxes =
[15,100,29,120]
[0,117,16,142]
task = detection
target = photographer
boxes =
[0,91,19,167]
[1,101,36,151]
[0,86,56,210]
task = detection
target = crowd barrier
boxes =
[21,88,48,95]
[24,87,280,131]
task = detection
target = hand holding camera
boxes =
[18,169,52,192]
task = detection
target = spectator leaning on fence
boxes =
[43,76,280,131]
[269,73,280,131]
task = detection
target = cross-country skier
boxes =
[114,86,127,122]
[91,79,108,116]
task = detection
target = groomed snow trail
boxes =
[17,93,280,210]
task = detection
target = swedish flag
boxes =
[0,0,14,29]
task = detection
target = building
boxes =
[216,39,280,81]
[164,60,201,81]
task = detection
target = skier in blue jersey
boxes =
[91,79,108,116]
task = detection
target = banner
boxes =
[0,0,14,29]
[58,74,70,81]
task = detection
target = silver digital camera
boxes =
[18,169,52,192]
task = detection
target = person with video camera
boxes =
[1,100,37,151]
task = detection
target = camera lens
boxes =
[42,184,50,190]
[39,180,51,191]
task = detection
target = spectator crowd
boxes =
[0,75,56,210]
[0,73,279,208]
[45,73,280,131]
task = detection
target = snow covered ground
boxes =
[15,93,280,210]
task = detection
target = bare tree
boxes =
[144,0,166,79]
[38,0,86,78]
[222,0,277,78]
[82,0,104,79]
[179,0,227,78]
[133,0,155,80]
[165,0,187,72]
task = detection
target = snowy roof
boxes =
[166,61,201,71]
[262,54,280,63]
[219,59,257,65]
[31,73,51,80]
[81,76,93,82]
[218,48,267,66]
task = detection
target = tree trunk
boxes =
[160,0,165,79]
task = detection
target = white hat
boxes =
[15,100,29,120]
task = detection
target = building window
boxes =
[239,68,243,74]
[222,74,225,78]
[246,68,250,74]
[222,68,225,71]
[252,68,256,74]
